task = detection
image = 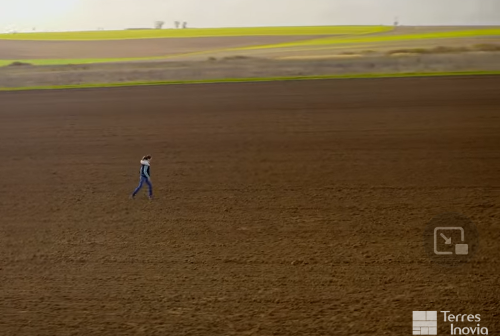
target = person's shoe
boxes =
[148,195,154,200]
[130,194,135,200]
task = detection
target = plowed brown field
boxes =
[0,35,322,60]
[0,77,499,336]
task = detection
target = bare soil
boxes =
[0,77,499,335]
[259,38,500,60]
[0,35,324,59]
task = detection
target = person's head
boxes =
[142,155,152,162]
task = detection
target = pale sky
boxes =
[1,0,500,32]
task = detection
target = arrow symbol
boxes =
[440,233,452,244]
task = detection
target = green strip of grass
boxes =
[2,71,499,92]
[238,29,500,50]
[0,26,392,41]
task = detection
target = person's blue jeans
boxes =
[132,176,153,197]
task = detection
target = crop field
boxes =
[2,71,500,92]
[1,25,500,90]
[239,28,500,50]
[0,57,157,67]
[0,25,391,40]
[1,76,499,335]
[1,26,499,67]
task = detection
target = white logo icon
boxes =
[413,311,437,335]
[434,227,468,255]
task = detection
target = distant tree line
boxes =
[153,21,188,29]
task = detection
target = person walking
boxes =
[131,155,153,199]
